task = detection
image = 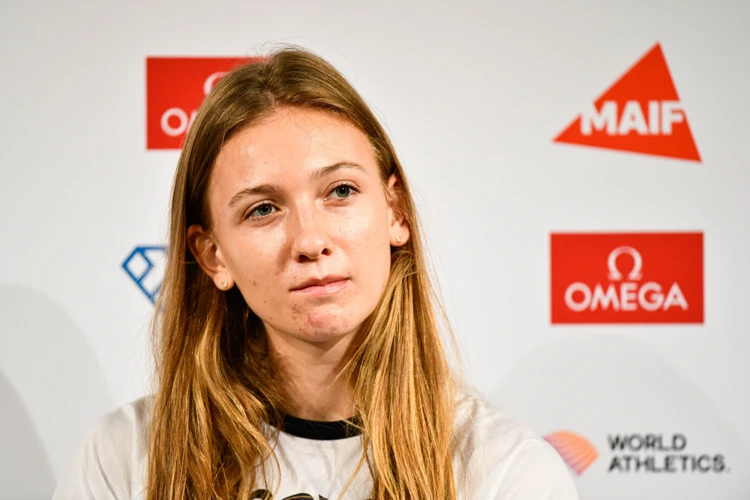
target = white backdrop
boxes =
[1,0,749,498]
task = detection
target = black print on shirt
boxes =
[248,490,328,500]
[249,488,370,499]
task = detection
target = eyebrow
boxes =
[228,183,282,208]
[227,161,368,208]
[310,161,367,181]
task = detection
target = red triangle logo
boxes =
[554,43,701,162]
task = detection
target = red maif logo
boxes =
[554,43,701,162]
[550,232,704,324]
[146,57,257,149]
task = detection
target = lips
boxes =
[292,274,346,291]
[291,275,349,295]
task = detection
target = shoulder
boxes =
[452,391,579,500]
[52,396,152,500]
[87,395,152,450]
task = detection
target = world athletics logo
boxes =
[122,245,167,304]
[544,430,730,475]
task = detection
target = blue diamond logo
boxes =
[122,246,167,304]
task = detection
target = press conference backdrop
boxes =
[1,0,749,498]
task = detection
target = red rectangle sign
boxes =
[550,232,704,324]
[146,57,256,150]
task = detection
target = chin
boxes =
[293,309,361,339]
[297,321,354,339]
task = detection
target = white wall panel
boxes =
[1,0,748,497]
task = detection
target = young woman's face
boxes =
[190,107,408,344]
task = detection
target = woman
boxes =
[53,47,578,500]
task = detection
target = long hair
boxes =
[147,46,458,500]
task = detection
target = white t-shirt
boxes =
[52,392,579,499]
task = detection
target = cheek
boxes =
[337,204,392,287]
[223,233,285,301]
[338,190,392,243]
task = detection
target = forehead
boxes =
[211,107,380,190]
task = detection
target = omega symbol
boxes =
[607,246,643,281]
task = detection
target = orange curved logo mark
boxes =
[544,431,599,475]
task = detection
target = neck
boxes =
[265,328,357,421]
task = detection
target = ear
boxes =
[186,224,235,290]
[385,174,410,247]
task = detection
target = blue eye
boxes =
[248,203,276,219]
[330,184,357,199]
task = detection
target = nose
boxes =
[290,204,332,262]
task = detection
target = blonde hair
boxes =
[147,46,458,500]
